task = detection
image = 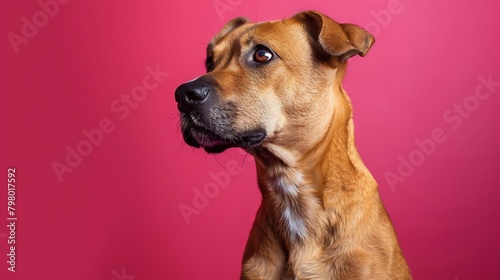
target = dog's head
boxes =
[175,11,374,161]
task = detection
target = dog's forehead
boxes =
[210,24,254,54]
[211,19,306,55]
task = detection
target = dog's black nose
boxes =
[175,78,213,113]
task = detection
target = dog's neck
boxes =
[249,82,378,243]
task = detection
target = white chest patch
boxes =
[283,205,306,240]
[272,172,307,240]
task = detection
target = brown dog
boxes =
[175,10,412,280]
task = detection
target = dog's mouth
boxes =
[180,114,266,154]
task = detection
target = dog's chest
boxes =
[265,171,316,241]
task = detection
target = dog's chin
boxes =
[182,124,266,154]
[203,143,233,154]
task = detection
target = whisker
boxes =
[212,154,226,170]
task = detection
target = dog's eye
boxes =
[253,46,273,63]
[205,56,214,72]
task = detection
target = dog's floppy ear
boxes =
[208,17,250,52]
[293,10,374,62]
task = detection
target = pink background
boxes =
[1,0,499,279]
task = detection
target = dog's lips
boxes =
[183,122,224,147]
[181,115,266,153]
[192,129,229,148]
[189,127,237,154]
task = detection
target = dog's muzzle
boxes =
[175,77,266,153]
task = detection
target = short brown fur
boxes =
[177,10,411,280]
